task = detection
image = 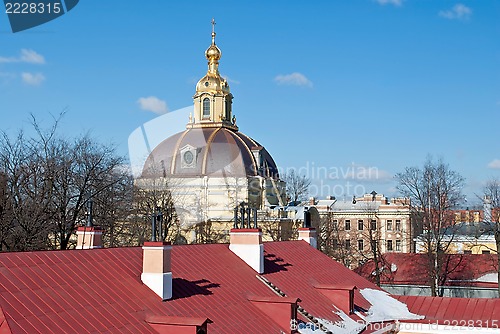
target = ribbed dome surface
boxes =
[142,127,279,179]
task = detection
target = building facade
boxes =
[310,193,412,268]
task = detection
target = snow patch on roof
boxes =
[360,288,424,322]
[475,273,498,283]
[391,263,398,272]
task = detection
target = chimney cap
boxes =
[143,241,171,247]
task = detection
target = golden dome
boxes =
[196,73,229,94]
[205,40,221,61]
[195,19,230,96]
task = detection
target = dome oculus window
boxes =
[202,98,210,118]
[183,151,194,165]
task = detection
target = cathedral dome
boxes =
[195,73,229,95]
[142,127,279,179]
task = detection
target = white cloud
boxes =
[487,159,500,169]
[19,49,45,64]
[137,96,168,114]
[0,49,45,64]
[22,72,45,86]
[274,72,313,88]
[439,4,472,20]
[375,0,403,6]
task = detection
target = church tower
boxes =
[141,20,286,228]
[190,19,237,131]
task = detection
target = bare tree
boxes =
[395,157,465,296]
[133,176,181,243]
[284,170,311,204]
[0,115,134,251]
[482,177,500,296]
[0,131,54,251]
[318,214,355,268]
[357,201,386,287]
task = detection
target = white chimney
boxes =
[298,227,317,249]
[141,241,173,300]
[229,228,264,274]
[76,226,103,249]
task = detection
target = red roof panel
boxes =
[396,295,500,325]
[4,240,496,333]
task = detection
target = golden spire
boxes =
[205,18,221,74]
[211,18,216,44]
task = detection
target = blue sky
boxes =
[0,0,499,204]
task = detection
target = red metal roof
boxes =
[396,295,500,324]
[355,253,497,287]
[0,241,380,334]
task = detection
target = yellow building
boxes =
[415,221,497,255]
[310,193,412,267]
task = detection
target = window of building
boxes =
[333,220,338,229]
[395,220,401,231]
[345,220,351,231]
[463,250,472,254]
[370,240,377,250]
[358,239,364,251]
[395,240,401,251]
[482,250,491,254]
[358,220,364,230]
[345,239,350,250]
[332,239,338,249]
[202,98,210,118]
[387,240,393,251]
[370,220,377,231]
[387,220,393,231]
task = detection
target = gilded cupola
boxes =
[191,19,235,129]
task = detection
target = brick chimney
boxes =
[141,241,173,300]
[298,227,317,249]
[229,228,264,274]
[76,226,103,249]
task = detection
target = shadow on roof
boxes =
[264,253,292,274]
[172,278,221,300]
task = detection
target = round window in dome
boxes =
[183,151,194,165]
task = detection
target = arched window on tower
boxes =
[203,98,210,119]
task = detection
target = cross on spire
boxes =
[211,18,216,44]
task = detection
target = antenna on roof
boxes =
[151,207,163,242]
[233,202,257,229]
[86,195,93,227]
[303,209,311,228]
